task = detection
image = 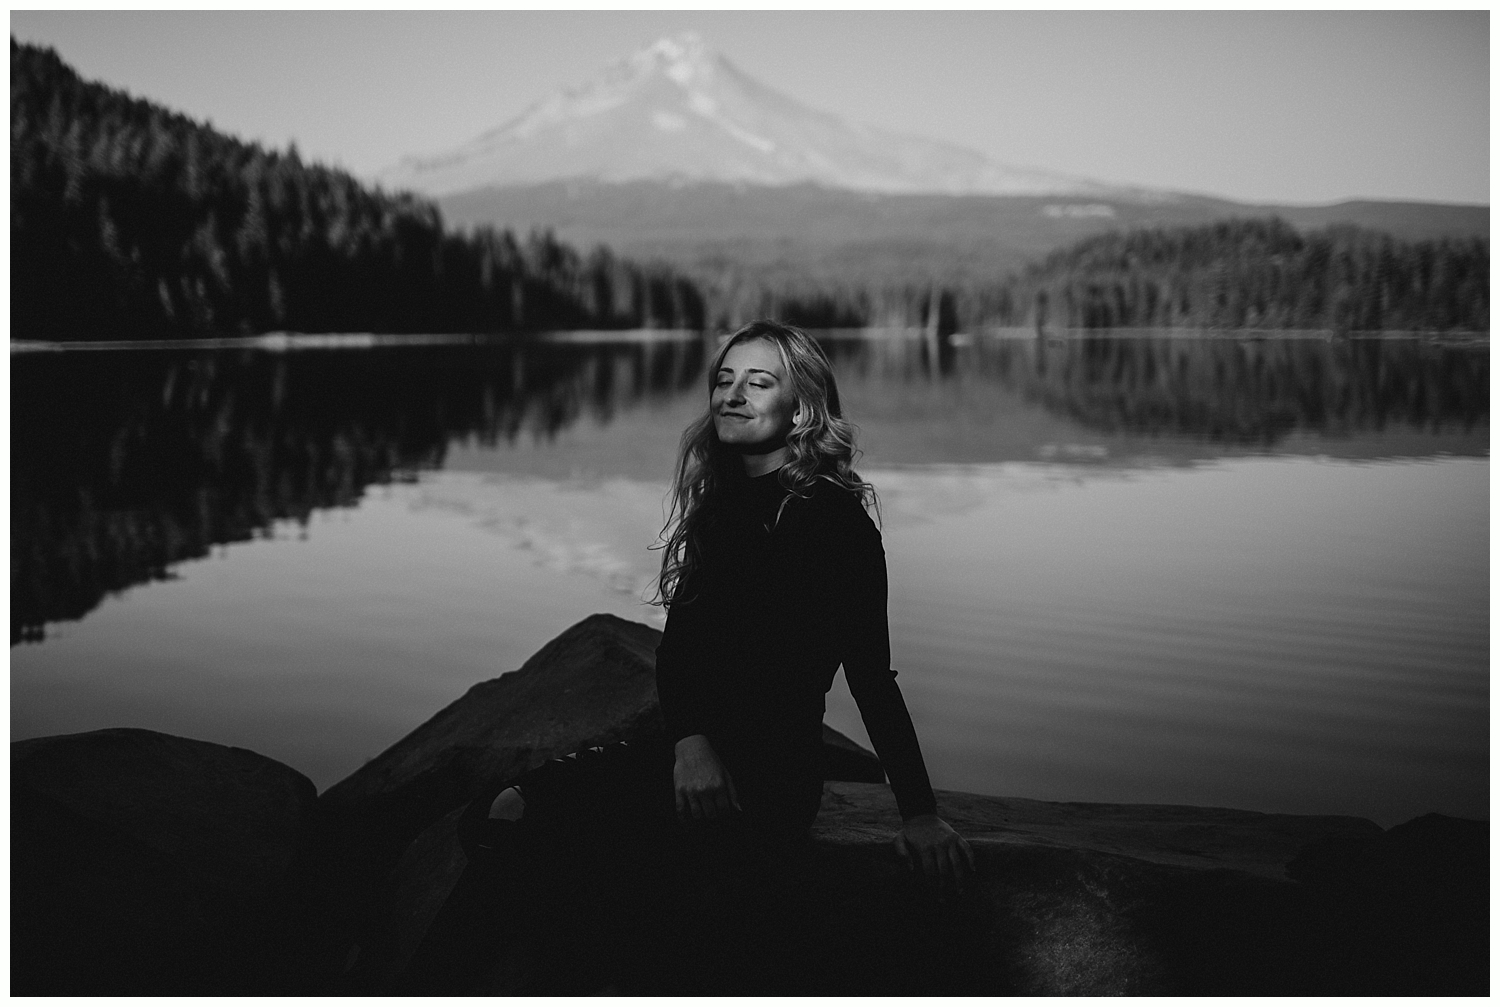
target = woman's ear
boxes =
[792,403,805,427]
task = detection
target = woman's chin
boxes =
[728,444,790,464]
[717,425,792,454]
[716,427,761,448]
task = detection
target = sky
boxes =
[9,10,1490,206]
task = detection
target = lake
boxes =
[10,330,1489,827]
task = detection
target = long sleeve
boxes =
[651,472,939,829]
[655,591,714,745]
[831,502,939,821]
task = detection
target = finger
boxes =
[675,788,688,822]
[928,845,948,891]
[933,846,953,894]
[689,793,707,821]
[893,832,913,869]
[713,789,734,819]
[952,846,973,895]
[726,774,742,812]
[943,846,965,896]
[920,846,941,884]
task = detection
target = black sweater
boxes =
[655,467,938,825]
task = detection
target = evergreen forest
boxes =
[10,40,1488,340]
[11,40,705,340]
[728,219,1489,335]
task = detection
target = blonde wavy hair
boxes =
[654,320,877,607]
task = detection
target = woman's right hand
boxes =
[673,734,741,822]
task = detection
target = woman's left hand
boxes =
[894,814,976,896]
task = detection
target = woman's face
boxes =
[711,338,801,452]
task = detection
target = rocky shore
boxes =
[11,614,1488,994]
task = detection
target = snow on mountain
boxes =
[379,32,1123,199]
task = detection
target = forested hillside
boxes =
[732,219,1488,334]
[441,179,1489,295]
[10,41,704,340]
[993,219,1488,333]
[10,42,1485,340]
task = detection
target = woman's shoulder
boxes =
[790,477,881,539]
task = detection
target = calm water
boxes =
[11,332,1489,826]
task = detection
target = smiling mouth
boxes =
[718,412,752,420]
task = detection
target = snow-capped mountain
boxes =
[380,32,1122,199]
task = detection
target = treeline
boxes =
[718,219,1488,335]
[11,40,704,340]
[996,219,1489,332]
[11,42,1485,340]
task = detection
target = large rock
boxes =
[320,613,1486,994]
[1282,812,1489,993]
[808,783,1376,994]
[372,781,1484,995]
[19,615,1481,994]
[319,613,880,879]
[315,612,882,979]
[11,728,323,994]
[820,721,886,783]
[318,614,665,887]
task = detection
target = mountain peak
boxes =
[628,31,717,87]
[379,31,1125,200]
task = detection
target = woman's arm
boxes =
[657,601,740,822]
[832,498,975,893]
[655,630,713,748]
[832,505,936,818]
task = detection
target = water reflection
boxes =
[10,333,1487,641]
[11,339,707,642]
[823,333,1488,443]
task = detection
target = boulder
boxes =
[320,613,1484,995]
[17,616,1482,994]
[366,781,1404,995]
[315,612,882,980]
[807,783,1389,995]
[316,613,666,898]
[1282,812,1488,994]
[1288,811,1487,895]
[11,728,323,994]
[821,722,886,783]
[318,613,881,882]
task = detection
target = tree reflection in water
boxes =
[11,338,709,642]
[11,333,1487,642]
[822,333,1488,444]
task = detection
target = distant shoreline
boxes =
[9,326,1489,354]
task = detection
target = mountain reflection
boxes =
[11,334,1487,641]
[11,339,708,643]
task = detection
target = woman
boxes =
[410,321,972,993]
[654,320,972,880]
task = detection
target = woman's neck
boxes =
[740,445,791,478]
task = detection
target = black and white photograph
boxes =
[9,9,1489,995]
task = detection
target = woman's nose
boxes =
[726,380,747,403]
